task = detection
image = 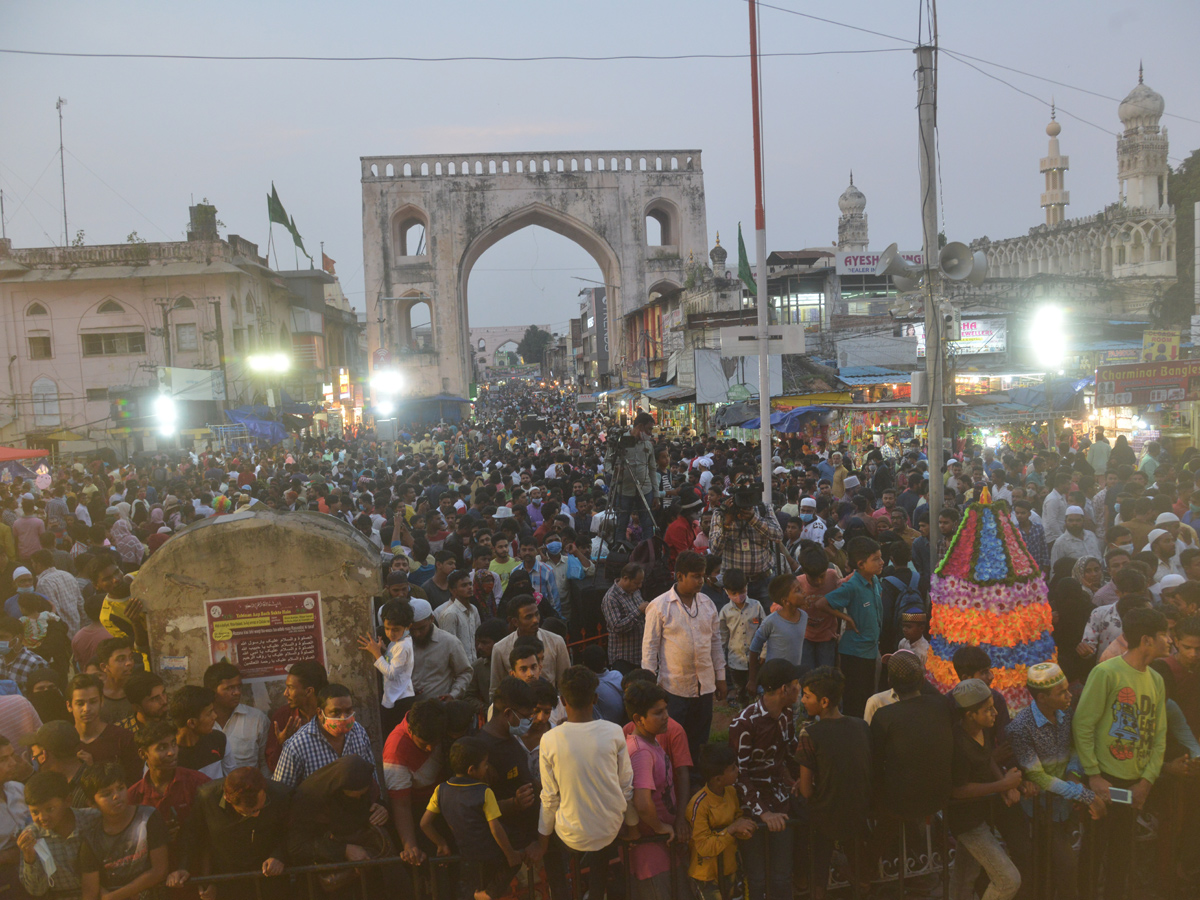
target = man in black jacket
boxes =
[167,767,290,900]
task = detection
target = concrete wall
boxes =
[133,510,384,743]
[361,151,708,399]
[835,332,919,369]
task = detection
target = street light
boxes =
[246,352,291,412]
[1030,307,1065,449]
[247,352,291,373]
[154,394,177,436]
[370,369,404,394]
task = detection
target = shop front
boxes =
[1093,358,1200,455]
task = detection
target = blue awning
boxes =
[740,406,829,431]
[224,410,287,444]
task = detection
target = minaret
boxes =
[1117,63,1169,210]
[1040,103,1070,226]
[709,232,728,276]
[837,172,869,250]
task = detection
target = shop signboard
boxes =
[205,591,325,680]
[1141,330,1180,362]
[1095,360,1200,408]
[835,250,924,275]
[915,318,1007,358]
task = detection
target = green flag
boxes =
[737,223,757,296]
[266,183,289,227]
[287,215,312,260]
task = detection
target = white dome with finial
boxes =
[1119,63,1164,128]
[838,172,866,214]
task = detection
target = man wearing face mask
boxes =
[798,497,827,544]
[476,678,550,866]
[270,684,377,790]
[3,567,51,621]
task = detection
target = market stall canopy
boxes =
[958,377,1093,428]
[836,366,912,387]
[741,406,829,431]
[0,447,50,461]
[639,385,695,405]
[223,410,287,444]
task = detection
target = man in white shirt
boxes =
[489,596,570,697]
[533,665,633,900]
[1147,528,1184,583]
[1041,471,1073,545]
[641,550,725,761]
[1049,506,1102,569]
[432,571,480,664]
[205,661,270,774]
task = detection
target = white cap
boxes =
[493,506,514,519]
[409,598,433,621]
[773,466,788,475]
[1147,528,1171,546]
[800,497,817,509]
[843,475,860,489]
[12,567,31,581]
[1065,505,1085,517]
[1158,574,1186,590]
[1155,512,1181,525]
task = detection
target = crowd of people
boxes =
[0,383,1196,900]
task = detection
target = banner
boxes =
[1141,329,1180,362]
[1096,360,1200,407]
[836,249,925,275]
[205,592,325,680]
[915,317,1007,358]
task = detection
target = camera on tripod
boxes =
[607,427,639,450]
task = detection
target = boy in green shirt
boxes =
[1073,606,1170,900]
[822,537,884,717]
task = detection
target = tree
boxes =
[1158,147,1200,327]
[517,325,552,365]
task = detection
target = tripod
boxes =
[599,439,658,554]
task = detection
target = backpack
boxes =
[882,571,925,654]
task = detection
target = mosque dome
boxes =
[1119,66,1165,127]
[838,173,866,214]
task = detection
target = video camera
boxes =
[722,481,764,513]
[607,427,639,450]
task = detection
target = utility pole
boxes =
[1,189,6,240]
[747,0,773,505]
[56,98,68,246]
[916,44,944,539]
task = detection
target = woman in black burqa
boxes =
[287,756,397,896]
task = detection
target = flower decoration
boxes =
[928,499,1054,712]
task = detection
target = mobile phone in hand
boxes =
[1108,787,1133,805]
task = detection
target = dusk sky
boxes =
[3,0,1196,335]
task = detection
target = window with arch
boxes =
[31,376,60,427]
[644,199,680,247]
[98,299,125,314]
[392,206,429,257]
[402,299,433,353]
[26,303,47,317]
[172,297,195,310]
[478,338,486,351]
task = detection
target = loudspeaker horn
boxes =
[892,273,922,293]
[875,242,922,282]
[966,250,989,287]
[939,242,976,281]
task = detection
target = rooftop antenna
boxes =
[56,97,68,245]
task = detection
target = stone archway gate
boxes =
[361,151,707,400]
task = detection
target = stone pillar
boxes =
[132,510,384,745]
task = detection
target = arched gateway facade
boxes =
[361,151,707,400]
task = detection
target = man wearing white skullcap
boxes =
[1049,504,1101,569]
[408,596,473,703]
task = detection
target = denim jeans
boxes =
[613,491,655,545]
[800,639,837,673]
[742,825,793,900]
[952,821,1022,900]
